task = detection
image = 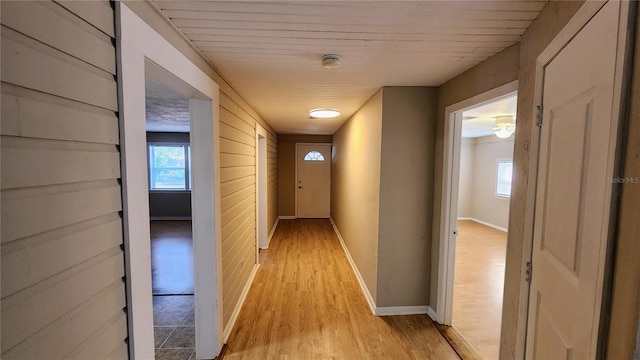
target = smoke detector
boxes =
[322,54,341,69]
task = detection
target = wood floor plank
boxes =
[224,219,460,360]
[452,220,507,360]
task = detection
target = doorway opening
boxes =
[453,95,516,359]
[436,81,518,359]
[118,4,223,358]
[256,124,267,257]
[145,77,196,358]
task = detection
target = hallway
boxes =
[224,219,459,359]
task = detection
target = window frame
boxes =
[148,142,191,191]
[303,150,325,161]
[495,159,513,199]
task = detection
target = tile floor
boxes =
[153,295,196,360]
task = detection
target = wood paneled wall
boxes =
[219,92,278,328]
[1,1,128,358]
[124,0,280,335]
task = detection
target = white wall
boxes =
[458,135,514,230]
[457,138,475,218]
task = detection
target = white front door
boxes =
[526,2,625,358]
[296,144,331,218]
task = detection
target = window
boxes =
[496,160,513,197]
[149,144,191,190]
[304,150,325,161]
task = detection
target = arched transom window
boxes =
[304,150,325,161]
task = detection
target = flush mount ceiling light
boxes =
[322,54,341,69]
[309,108,340,119]
[493,115,516,139]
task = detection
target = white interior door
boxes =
[296,144,331,218]
[526,2,623,358]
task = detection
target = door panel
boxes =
[297,144,331,218]
[526,1,621,358]
[541,93,593,275]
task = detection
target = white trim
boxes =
[458,217,508,233]
[375,306,431,316]
[255,124,268,260]
[117,4,222,358]
[223,264,259,342]
[427,306,437,321]
[329,217,376,315]
[330,218,434,317]
[436,81,518,326]
[279,216,296,220]
[263,217,280,249]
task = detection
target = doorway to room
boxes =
[145,77,196,359]
[256,124,268,255]
[453,95,516,359]
[437,82,517,359]
[119,6,223,356]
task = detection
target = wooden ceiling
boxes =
[150,1,545,134]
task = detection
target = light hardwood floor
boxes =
[452,220,507,360]
[223,219,460,360]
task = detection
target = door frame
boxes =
[436,81,518,325]
[516,1,633,357]
[295,143,332,218]
[255,124,267,254]
[117,4,223,359]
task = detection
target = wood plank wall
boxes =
[122,0,280,334]
[219,91,278,328]
[1,1,128,358]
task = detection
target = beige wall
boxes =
[1,1,128,358]
[332,87,437,307]
[431,3,583,356]
[606,4,640,358]
[460,136,514,229]
[500,2,584,358]
[331,90,383,301]
[278,142,296,217]
[431,43,520,309]
[432,2,640,358]
[457,138,475,218]
[377,87,437,307]
[124,2,279,330]
[278,134,333,217]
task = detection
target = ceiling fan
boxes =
[492,115,516,139]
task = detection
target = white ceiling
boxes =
[462,94,517,138]
[150,1,544,134]
[146,78,190,132]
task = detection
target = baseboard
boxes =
[329,217,377,315]
[150,216,192,221]
[263,217,279,249]
[223,263,259,342]
[374,305,431,316]
[458,217,508,232]
[279,215,296,220]
[426,306,437,321]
